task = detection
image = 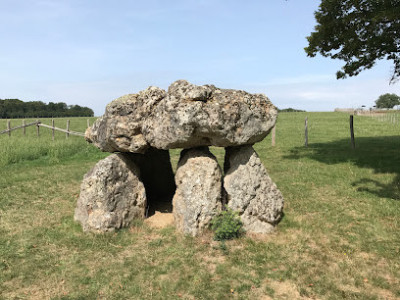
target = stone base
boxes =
[75,145,284,236]
[75,148,176,233]
[74,153,146,233]
[173,147,223,236]
[224,145,284,234]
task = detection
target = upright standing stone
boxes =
[74,153,147,232]
[224,145,284,234]
[173,147,223,236]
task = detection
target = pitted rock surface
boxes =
[224,145,284,234]
[74,153,147,232]
[173,147,223,236]
[85,86,166,153]
[86,80,277,152]
[78,80,284,236]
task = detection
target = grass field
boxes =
[0,112,399,299]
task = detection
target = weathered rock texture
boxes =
[74,154,147,232]
[173,147,223,236]
[85,87,166,153]
[86,80,277,152]
[77,80,284,236]
[224,145,284,234]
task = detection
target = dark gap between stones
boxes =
[132,148,176,218]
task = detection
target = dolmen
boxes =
[74,80,284,235]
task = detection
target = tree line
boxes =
[0,99,94,118]
[278,108,306,113]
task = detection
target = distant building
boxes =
[334,108,355,113]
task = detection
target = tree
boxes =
[375,93,400,108]
[305,0,400,84]
[278,108,306,112]
[0,99,94,118]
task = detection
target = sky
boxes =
[0,0,399,116]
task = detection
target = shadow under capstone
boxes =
[128,148,176,217]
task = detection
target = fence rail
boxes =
[0,121,40,135]
[1,119,87,138]
[37,123,85,137]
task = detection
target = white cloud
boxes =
[242,75,400,111]
[265,74,334,85]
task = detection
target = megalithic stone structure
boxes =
[76,80,284,235]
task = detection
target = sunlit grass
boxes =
[0,113,399,299]
[0,117,102,167]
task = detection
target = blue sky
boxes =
[1,0,399,116]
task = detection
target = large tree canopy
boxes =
[305,0,400,83]
[375,93,400,108]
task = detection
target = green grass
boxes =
[0,117,103,167]
[1,113,400,299]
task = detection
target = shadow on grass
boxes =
[284,135,400,200]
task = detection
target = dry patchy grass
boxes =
[1,113,400,299]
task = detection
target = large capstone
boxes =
[86,80,277,152]
[85,87,166,153]
[224,145,284,234]
[74,154,147,232]
[173,147,223,236]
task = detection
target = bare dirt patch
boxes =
[260,280,316,300]
[144,211,174,229]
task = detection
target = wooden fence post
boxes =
[66,119,70,139]
[87,119,90,128]
[271,125,276,147]
[36,119,40,137]
[23,119,26,135]
[304,117,308,147]
[7,120,11,137]
[52,119,55,141]
[350,115,355,149]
